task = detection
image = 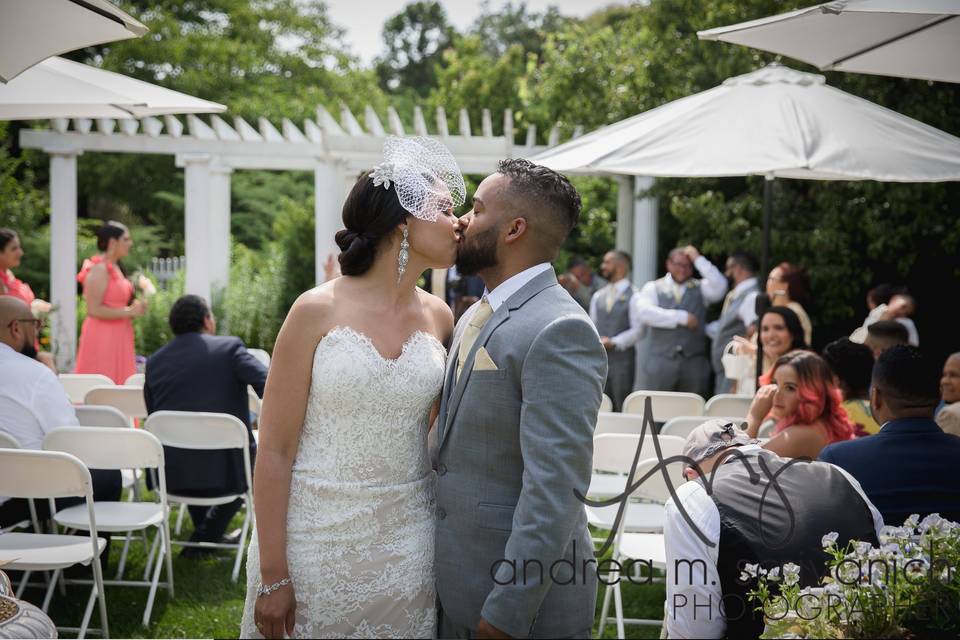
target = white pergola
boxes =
[20,105,659,369]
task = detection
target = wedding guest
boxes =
[724,306,806,396]
[862,320,908,359]
[0,228,55,371]
[634,245,727,395]
[0,296,121,529]
[744,350,854,459]
[589,250,641,411]
[75,221,146,384]
[144,294,267,555]
[936,402,960,437]
[821,337,879,435]
[819,346,960,525]
[559,255,607,311]
[851,285,919,346]
[665,419,882,640]
[765,261,812,346]
[708,251,760,394]
[938,352,960,416]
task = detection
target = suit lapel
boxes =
[439,269,559,448]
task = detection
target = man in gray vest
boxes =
[590,250,642,411]
[707,251,760,395]
[665,420,883,639]
[560,255,607,311]
[635,245,727,396]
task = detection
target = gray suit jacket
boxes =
[435,268,607,638]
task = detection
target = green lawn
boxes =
[23,513,665,638]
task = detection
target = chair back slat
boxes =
[44,427,163,470]
[622,390,705,421]
[144,411,248,450]
[0,449,92,499]
[84,385,147,420]
[75,404,131,428]
[58,373,114,404]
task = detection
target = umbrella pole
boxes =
[756,174,774,386]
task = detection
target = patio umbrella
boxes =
[530,62,960,378]
[697,0,960,84]
[0,56,226,120]
[1,0,148,83]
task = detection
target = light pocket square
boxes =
[472,347,499,371]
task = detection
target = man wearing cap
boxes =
[664,419,883,639]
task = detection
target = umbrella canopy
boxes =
[697,0,960,84]
[530,63,960,182]
[0,56,226,120]
[0,0,148,83]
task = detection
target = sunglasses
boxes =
[9,318,43,330]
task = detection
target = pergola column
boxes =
[632,176,658,285]
[46,144,82,372]
[176,153,213,303]
[615,175,634,254]
[208,161,233,295]
[314,162,345,285]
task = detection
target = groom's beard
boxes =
[20,341,38,359]
[455,224,499,276]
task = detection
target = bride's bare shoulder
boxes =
[417,287,454,344]
[283,280,339,335]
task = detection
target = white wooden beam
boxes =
[210,115,240,141]
[119,118,139,136]
[257,117,284,143]
[340,105,364,136]
[176,153,213,303]
[74,118,93,134]
[281,118,307,143]
[364,106,385,136]
[503,110,514,144]
[458,109,471,138]
[46,145,82,371]
[142,116,163,138]
[186,114,214,140]
[303,119,323,144]
[436,107,448,137]
[316,105,345,136]
[234,117,263,142]
[481,109,493,138]
[413,106,428,136]
[387,106,405,136]
[97,118,116,135]
[163,115,183,138]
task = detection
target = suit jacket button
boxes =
[437,507,447,520]
[438,463,448,476]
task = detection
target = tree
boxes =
[375,1,455,95]
[470,1,570,60]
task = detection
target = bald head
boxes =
[0,295,35,353]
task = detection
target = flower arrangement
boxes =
[747,514,960,639]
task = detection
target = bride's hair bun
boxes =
[336,171,408,276]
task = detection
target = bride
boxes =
[240,137,465,638]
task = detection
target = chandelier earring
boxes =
[397,227,409,285]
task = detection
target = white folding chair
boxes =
[0,449,109,639]
[594,459,676,638]
[0,432,28,534]
[0,431,19,449]
[705,394,753,418]
[58,373,114,405]
[599,393,613,413]
[247,348,271,368]
[123,373,145,387]
[144,411,253,582]
[622,390,706,421]
[75,405,131,429]
[587,433,685,532]
[248,386,261,429]
[43,427,174,627]
[84,386,147,423]
[594,412,645,436]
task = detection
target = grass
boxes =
[19,510,665,638]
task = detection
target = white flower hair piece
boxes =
[371,162,393,190]
[371,136,466,222]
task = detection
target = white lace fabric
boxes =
[241,327,446,638]
[373,136,466,222]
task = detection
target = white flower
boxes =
[371,162,394,190]
[767,567,781,582]
[822,532,839,548]
[919,513,945,535]
[743,563,760,578]
[854,541,873,557]
[782,562,801,586]
[903,514,921,530]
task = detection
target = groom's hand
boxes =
[476,618,511,639]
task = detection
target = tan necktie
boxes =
[721,290,735,315]
[605,285,617,313]
[456,297,494,381]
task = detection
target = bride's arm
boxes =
[253,292,328,639]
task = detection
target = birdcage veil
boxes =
[370,136,466,222]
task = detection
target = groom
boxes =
[435,159,607,639]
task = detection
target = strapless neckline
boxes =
[324,325,445,364]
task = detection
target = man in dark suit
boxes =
[819,345,960,526]
[144,295,267,554]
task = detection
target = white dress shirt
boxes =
[663,445,884,639]
[484,262,553,312]
[588,278,643,351]
[0,342,78,505]
[705,277,759,340]
[635,255,728,329]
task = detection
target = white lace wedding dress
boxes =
[240,326,446,638]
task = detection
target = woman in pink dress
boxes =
[75,221,146,384]
[1,228,56,372]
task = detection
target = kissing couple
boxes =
[240,136,607,639]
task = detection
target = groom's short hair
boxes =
[497,158,581,250]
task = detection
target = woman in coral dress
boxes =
[75,222,146,384]
[1,228,56,371]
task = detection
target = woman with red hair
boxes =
[744,350,854,459]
